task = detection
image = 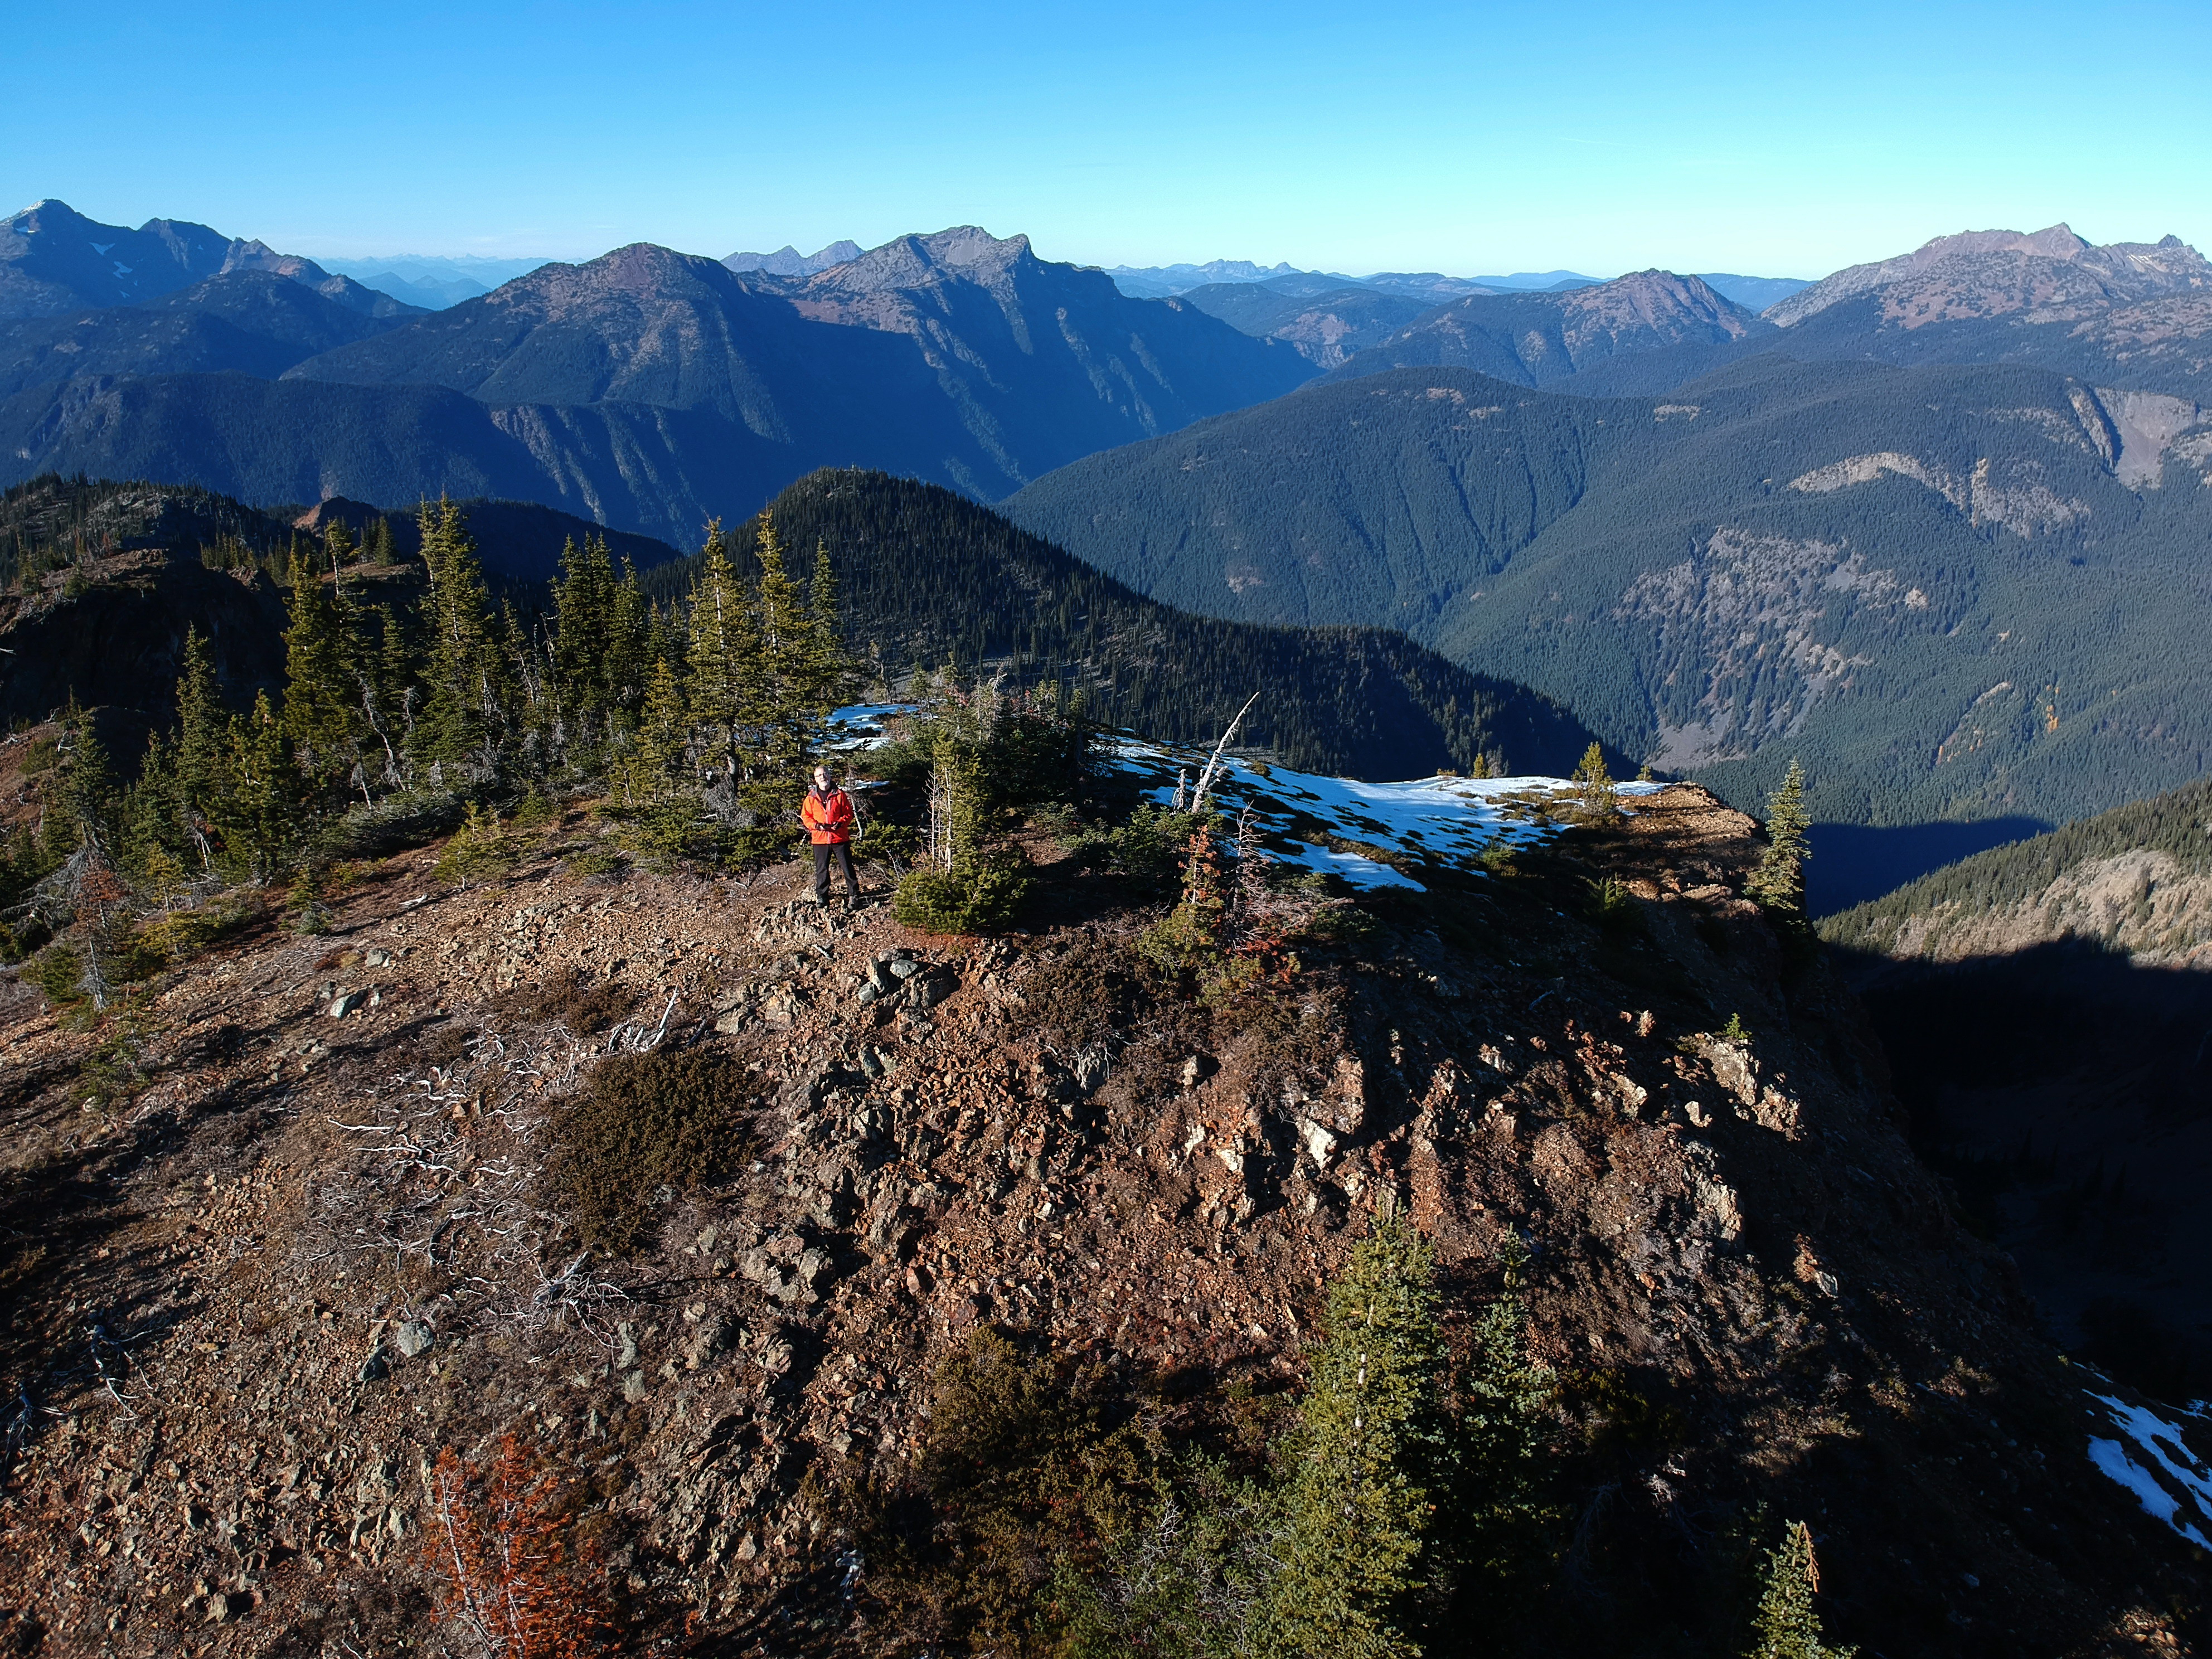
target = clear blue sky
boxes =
[8,1,2209,279]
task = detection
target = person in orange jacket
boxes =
[802,764,863,908]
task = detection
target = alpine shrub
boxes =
[547,1049,751,1250]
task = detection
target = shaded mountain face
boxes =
[1178,282,1432,369]
[0,230,1315,537]
[1822,777,2212,1405]
[0,271,416,395]
[0,199,417,322]
[1329,270,1768,391]
[1005,356,2212,840]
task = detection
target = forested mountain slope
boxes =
[1006,357,2212,832]
[647,470,1598,780]
[1820,776,2212,1406]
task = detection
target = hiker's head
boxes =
[813,766,833,791]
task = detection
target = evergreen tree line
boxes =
[51,499,850,899]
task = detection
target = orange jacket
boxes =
[802,786,857,845]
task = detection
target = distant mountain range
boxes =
[0,222,1314,544]
[1005,354,2212,843]
[318,256,558,311]
[0,200,419,321]
[722,240,864,278]
[1100,258,1811,312]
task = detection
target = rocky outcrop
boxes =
[0,782,2199,1655]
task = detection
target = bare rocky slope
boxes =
[0,757,2203,1656]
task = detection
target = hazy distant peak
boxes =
[722,239,862,278]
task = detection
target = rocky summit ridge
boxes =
[0,727,2202,1655]
[1769,224,2211,328]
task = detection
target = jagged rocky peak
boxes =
[811,225,1039,294]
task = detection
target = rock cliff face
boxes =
[0,773,2200,1656]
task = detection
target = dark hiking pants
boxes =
[814,841,859,903]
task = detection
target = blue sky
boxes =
[8,1,2209,279]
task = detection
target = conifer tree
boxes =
[750,513,815,779]
[685,520,759,791]
[221,692,293,882]
[497,600,550,759]
[1752,1521,1855,1659]
[121,729,186,877]
[174,627,226,825]
[414,498,497,774]
[604,558,652,730]
[1448,1250,1556,1619]
[551,533,617,745]
[1748,760,1812,924]
[281,543,357,785]
[1571,740,1616,823]
[56,701,118,855]
[628,655,691,802]
[1264,1209,1447,1659]
[805,537,849,708]
[358,604,415,785]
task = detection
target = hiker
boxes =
[803,764,863,908]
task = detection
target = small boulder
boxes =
[394,1320,435,1359]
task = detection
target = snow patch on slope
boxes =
[822,707,1658,894]
[1107,737,1663,892]
[2084,1390,2212,1547]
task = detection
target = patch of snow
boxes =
[89,241,113,255]
[112,261,132,275]
[1108,736,1662,892]
[817,709,1658,894]
[2084,1390,2212,1547]
[822,703,916,753]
